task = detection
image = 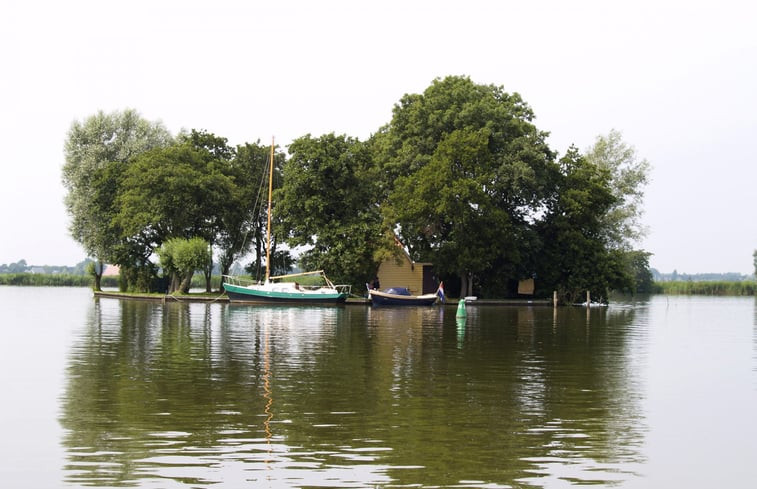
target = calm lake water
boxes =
[1,287,755,488]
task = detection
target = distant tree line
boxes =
[62,76,654,302]
[0,258,92,275]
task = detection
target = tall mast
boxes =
[265,137,274,282]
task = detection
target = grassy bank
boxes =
[0,273,220,290]
[654,281,756,296]
[0,273,102,287]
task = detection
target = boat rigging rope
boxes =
[238,149,273,269]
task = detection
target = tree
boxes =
[386,128,514,296]
[374,76,556,296]
[584,129,650,250]
[5,259,28,274]
[62,109,172,290]
[276,134,382,289]
[753,250,757,278]
[218,141,275,285]
[535,147,623,303]
[157,237,212,293]
[116,141,236,290]
[625,250,654,294]
[177,130,239,291]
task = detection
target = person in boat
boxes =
[370,277,380,290]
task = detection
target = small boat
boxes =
[368,285,443,306]
[223,139,351,304]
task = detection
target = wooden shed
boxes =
[375,248,437,295]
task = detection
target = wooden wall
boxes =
[376,257,434,295]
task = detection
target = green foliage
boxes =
[117,144,230,245]
[584,129,650,249]
[62,109,173,272]
[624,250,655,294]
[535,147,621,302]
[158,237,212,293]
[389,129,515,278]
[533,130,655,303]
[59,79,654,300]
[374,76,556,296]
[277,134,382,289]
[117,262,163,293]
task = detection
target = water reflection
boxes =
[60,299,646,487]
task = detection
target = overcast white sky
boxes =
[1,0,755,274]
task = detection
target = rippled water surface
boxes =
[1,287,755,488]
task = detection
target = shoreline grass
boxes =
[653,280,756,296]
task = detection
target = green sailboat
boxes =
[222,139,351,304]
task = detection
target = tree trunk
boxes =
[93,261,104,291]
[459,272,474,298]
[169,272,181,294]
[219,249,235,292]
[204,262,212,293]
[180,270,193,294]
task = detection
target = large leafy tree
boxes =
[114,130,282,293]
[584,129,650,250]
[116,142,235,282]
[177,130,242,291]
[276,133,382,289]
[172,132,283,290]
[375,76,556,296]
[535,147,626,303]
[386,128,515,295]
[62,109,172,290]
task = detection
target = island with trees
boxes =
[61,75,654,304]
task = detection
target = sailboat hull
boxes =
[223,282,348,304]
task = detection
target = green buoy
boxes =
[456,299,467,318]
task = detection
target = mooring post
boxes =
[586,290,590,307]
[553,290,557,308]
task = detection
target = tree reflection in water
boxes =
[60,299,645,488]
